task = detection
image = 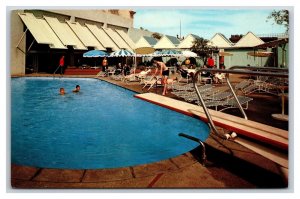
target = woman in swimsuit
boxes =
[154,59,169,96]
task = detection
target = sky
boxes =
[134,8,288,39]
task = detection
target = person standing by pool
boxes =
[73,85,80,92]
[102,57,108,72]
[207,56,214,68]
[154,59,169,96]
[123,64,130,76]
[59,55,65,75]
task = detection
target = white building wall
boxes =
[10,10,26,75]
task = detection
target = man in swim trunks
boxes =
[153,59,169,96]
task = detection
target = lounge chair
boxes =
[214,72,226,84]
[142,75,159,90]
[122,68,140,84]
[177,69,191,83]
[136,69,152,84]
[95,70,107,77]
[107,66,116,76]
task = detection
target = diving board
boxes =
[135,93,288,152]
[135,93,288,171]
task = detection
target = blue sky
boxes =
[134,9,287,39]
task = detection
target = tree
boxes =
[191,37,218,65]
[267,10,289,33]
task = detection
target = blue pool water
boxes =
[11,77,210,169]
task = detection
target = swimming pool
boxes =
[11,77,210,169]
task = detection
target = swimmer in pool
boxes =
[59,88,65,95]
[73,85,80,92]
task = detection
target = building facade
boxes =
[10,9,136,75]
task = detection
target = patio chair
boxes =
[235,79,254,90]
[110,74,123,81]
[136,69,152,84]
[177,69,191,83]
[95,70,107,77]
[142,75,159,90]
[224,96,253,110]
[214,72,226,84]
[107,66,116,76]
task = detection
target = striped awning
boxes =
[18,13,66,49]
[44,16,87,50]
[103,28,132,51]
[115,29,136,50]
[85,24,119,51]
[66,21,106,50]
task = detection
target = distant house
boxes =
[233,31,264,48]
[177,34,201,49]
[208,33,233,68]
[209,33,233,49]
[207,32,281,68]
[227,32,270,68]
[135,36,158,48]
[154,35,180,49]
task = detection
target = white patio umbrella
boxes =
[181,50,198,57]
[109,49,135,57]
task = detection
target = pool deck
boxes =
[10,73,289,189]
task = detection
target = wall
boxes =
[277,43,289,68]
[224,49,270,68]
[48,10,133,28]
[10,10,26,75]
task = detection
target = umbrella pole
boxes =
[134,55,136,75]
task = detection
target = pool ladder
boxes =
[178,66,288,166]
[179,133,207,166]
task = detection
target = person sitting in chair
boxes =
[214,65,226,84]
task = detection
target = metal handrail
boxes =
[53,65,61,78]
[191,66,288,140]
[179,133,206,166]
[229,66,289,73]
